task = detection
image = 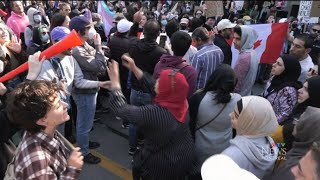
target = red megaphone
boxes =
[0,29,83,82]
[0,9,7,17]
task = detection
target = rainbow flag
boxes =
[97,1,115,37]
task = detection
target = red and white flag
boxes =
[230,23,289,68]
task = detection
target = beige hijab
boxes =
[235,96,278,137]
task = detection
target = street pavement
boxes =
[78,83,265,180]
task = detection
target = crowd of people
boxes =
[0,0,320,180]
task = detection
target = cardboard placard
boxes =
[205,1,224,18]
[310,1,320,17]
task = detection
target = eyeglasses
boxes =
[309,68,318,76]
[312,29,320,33]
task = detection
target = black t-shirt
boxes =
[310,39,320,65]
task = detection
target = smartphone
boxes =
[159,35,167,48]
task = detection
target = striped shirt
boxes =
[14,131,80,179]
[190,43,224,90]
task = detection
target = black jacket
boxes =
[108,34,131,87]
[129,39,166,92]
[214,34,232,65]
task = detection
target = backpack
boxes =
[19,25,32,51]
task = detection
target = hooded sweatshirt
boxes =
[24,7,41,47]
[129,38,166,92]
[234,25,259,96]
[153,54,197,97]
[6,11,29,39]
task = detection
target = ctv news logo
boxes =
[260,143,287,161]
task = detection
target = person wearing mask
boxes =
[26,24,50,55]
[6,80,83,179]
[69,16,108,164]
[107,57,195,180]
[233,25,259,96]
[242,15,252,25]
[180,18,189,33]
[222,96,279,179]
[264,106,320,180]
[188,64,241,179]
[215,19,236,65]
[262,55,302,124]
[159,14,168,33]
[6,1,29,40]
[289,34,315,83]
[191,27,224,90]
[153,31,197,98]
[309,23,320,65]
[24,7,42,49]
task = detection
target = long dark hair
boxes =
[203,64,237,104]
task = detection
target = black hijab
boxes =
[267,55,302,92]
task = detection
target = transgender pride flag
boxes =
[97,1,115,36]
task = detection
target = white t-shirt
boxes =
[299,55,314,83]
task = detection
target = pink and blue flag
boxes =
[97,1,115,37]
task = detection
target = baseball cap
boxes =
[180,18,189,25]
[201,154,260,180]
[217,19,236,31]
[69,16,96,32]
[117,19,133,33]
[50,26,70,42]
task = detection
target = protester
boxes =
[222,96,278,179]
[265,106,320,180]
[281,76,320,151]
[107,57,195,180]
[191,27,224,90]
[289,33,315,83]
[153,31,197,98]
[26,24,50,55]
[24,7,42,47]
[291,141,320,180]
[6,80,83,179]
[59,2,71,16]
[49,13,70,32]
[309,23,320,65]
[69,16,108,164]
[262,55,301,123]
[188,64,241,178]
[127,19,166,155]
[215,19,236,65]
[6,1,29,39]
[233,25,259,96]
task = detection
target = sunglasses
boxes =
[312,29,320,33]
[309,68,318,76]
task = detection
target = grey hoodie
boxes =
[222,136,278,179]
[24,7,40,46]
[234,25,259,96]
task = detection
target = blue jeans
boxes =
[72,93,97,156]
[129,89,152,148]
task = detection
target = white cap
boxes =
[201,154,260,180]
[217,19,237,31]
[180,18,189,25]
[279,18,288,23]
[117,19,133,33]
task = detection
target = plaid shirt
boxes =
[14,131,80,179]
